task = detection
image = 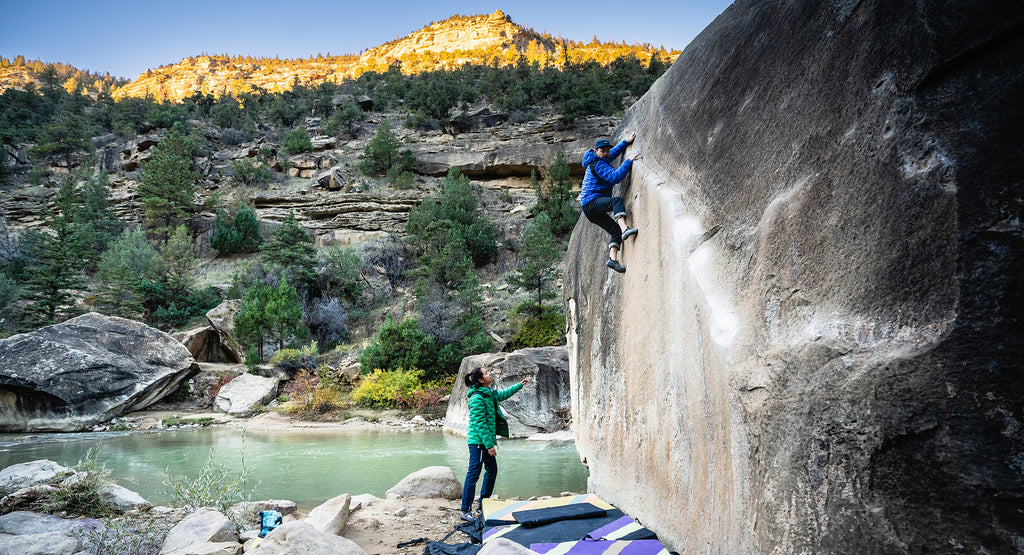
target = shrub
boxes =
[34,448,112,517]
[270,342,319,376]
[358,317,436,376]
[284,368,345,417]
[161,416,215,427]
[394,376,453,413]
[162,449,256,512]
[507,305,566,350]
[230,158,272,185]
[352,368,424,409]
[282,127,313,155]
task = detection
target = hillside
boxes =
[1,11,677,103]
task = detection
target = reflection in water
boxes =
[0,428,588,509]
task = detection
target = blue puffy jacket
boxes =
[578,140,633,207]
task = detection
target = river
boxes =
[0,427,589,510]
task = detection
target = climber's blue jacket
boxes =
[578,140,633,208]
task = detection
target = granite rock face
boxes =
[0,313,199,432]
[564,1,1023,553]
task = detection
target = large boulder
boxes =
[444,347,569,438]
[173,326,240,363]
[564,1,1023,553]
[204,301,245,362]
[385,466,461,500]
[161,508,238,554]
[0,460,72,496]
[214,372,279,415]
[0,511,103,536]
[304,493,350,535]
[0,312,199,432]
[248,521,368,555]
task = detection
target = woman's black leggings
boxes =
[582,196,626,246]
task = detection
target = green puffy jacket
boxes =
[466,383,523,449]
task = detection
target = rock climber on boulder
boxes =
[579,132,641,273]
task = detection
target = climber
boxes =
[579,132,641,273]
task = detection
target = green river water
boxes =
[0,427,589,510]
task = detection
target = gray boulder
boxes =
[173,325,240,363]
[444,347,569,438]
[0,313,199,432]
[0,511,103,536]
[249,521,367,555]
[161,508,238,554]
[97,482,152,513]
[0,531,82,555]
[385,466,461,500]
[204,301,244,363]
[214,373,279,415]
[564,0,1024,553]
[304,493,350,536]
[0,460,72,496]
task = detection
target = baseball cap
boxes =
[594,139,611,149]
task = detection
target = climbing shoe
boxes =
[621,227,638,240]
[606,259,626,273]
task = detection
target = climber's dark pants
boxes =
[582,196,626,247]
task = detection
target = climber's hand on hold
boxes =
[629,151,642,161]
[626,132,636,144]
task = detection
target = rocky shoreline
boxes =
[1,409,576,555]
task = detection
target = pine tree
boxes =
[533,151,580,237]
[137,122,197,244]
[95,229,161,319]
[17,184,88,328]
[261,212,316,288]
[508,212,560,317]
[358,120,401,176]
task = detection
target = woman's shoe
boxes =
[621,227,638,240]
[460,511,474,521]
[606,259,626,273]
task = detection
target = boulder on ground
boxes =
[444,347,569,438]
[214,373,280,415]
[161,508,238,554]
[0,460,72,496]
[97,482,152,513]
[0,313,199,432]
[0,530,82,555]
[204,301,244,362]
[304,493,350,536]
[0,510,103,536]
[173,326,240,363]
[385,466,461,500]
[249,521,368,555]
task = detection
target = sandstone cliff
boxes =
[565,0,1023,552]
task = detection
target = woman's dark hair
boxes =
[465,367,485,387]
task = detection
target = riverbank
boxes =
[2,409,580,554]
[125,408,443,434]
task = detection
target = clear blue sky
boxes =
[0,0,733,80]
